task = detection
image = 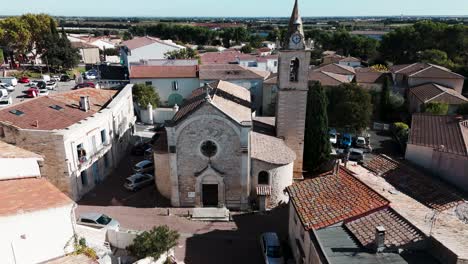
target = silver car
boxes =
[124,173,154,191]
[77,213,120,231]
[134,160,154,174]
[260,232,284,264]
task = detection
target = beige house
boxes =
[71,42,100,64]
[408,83,468,113]
[0,85,136,200]
[391,63,465,94]
[406,114,468,192]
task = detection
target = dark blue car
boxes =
[341,133,352,148]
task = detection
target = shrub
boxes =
[133,83,161,108]
[127,225,180,260]
[424,102,449,115]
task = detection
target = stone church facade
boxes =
[154,0,311,210]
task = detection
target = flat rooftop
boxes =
[348,156,468,260]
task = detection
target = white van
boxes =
[0,77,18,87]
[41,75,51,82]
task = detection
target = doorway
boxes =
[202,184,218,207]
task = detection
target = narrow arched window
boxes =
[258,171,269,185]
[290,58,300,82]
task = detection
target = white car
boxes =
[134,160,154,174]
[38,88,49,96]
[0,96,12,107]
[260,233,284,264]
[0,83,15,92]
[329,129,337,145]
[77,213,120,231]
[124,173,155,191]
[29,80,39,87]
[51,75,61,82]
[356,137,367,148]
[46,81,57,90]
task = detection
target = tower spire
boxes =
[285,0,305,49]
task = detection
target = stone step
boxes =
[191,207,230,222]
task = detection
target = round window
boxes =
[200,140,217,158]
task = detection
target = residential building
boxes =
[313,63,356,79]
[199,64,270,113]
[287,166,437,264]
[262,73,278,116]
[120,36,185,68]
[355,68,387,91]
[338,56,362,67]
[130,65,200,107]
[390,63,465,94]
[155,80,295,210]
[408,83,468,113]
[131,59,198,67]
[406,114,468,191]
[0,142,75,264]
[199,50,279,73]
[96,63,130,89]
[0,85,136,200]
[322,53,344,65]
[71,42,100,64]
[309,70,353,86]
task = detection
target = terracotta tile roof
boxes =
[130,65,198,79]
[256,185,272,196]
[340,56,361,63]
[0,88,117,131]
[355,71,386,84]
[264,74,278,85]
[170,80,251,125]
[314,63,356,75]
[409,83,468,104]
[0,177,72,217]
[121,36,183,50]
[408,113,468,156]
[251,131,295,165]
[345,207,426,250]
[0,140,43,159]
[309,71,352,86]
[364,155,465,211]
[287,167,389,230]
[199,64,267,80]
[200,50,254,64]
[391,63,464,79]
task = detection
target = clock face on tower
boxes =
[292,33,302,44]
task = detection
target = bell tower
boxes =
[276,0,311,179]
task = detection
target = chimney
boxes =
[375,226,386,253]
[80,96,90,112]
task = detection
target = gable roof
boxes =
[409,83,468,104]
[340,56,361,63]
[408,113,468,156]
[314,63,356,75]
[121,36,183,50]
[391,63,464,79]
[199,50,255,64]
[309,71,352,86]
[345,207,426,250]
[287,167,389,230]
[130,65,198,79]
[0,177,73,217]
[0,88,117,131]
[199,64,268,80]
[355,69,386,84]
[169,80,251,126]
[250,131,295,165]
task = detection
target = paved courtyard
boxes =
[77,152,290,264]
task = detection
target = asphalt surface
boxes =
[8,80,76,104]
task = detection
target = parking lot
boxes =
[6,79,76,105]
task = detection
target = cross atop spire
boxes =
[284,0,306,50]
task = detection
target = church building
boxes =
[154,0,311,210]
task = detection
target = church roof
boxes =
[169,80,252,126]
[251,131,296,165]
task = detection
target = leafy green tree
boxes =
[456,103,468,115]
[133,84,161,108]
[123,31,132,41]
[327,83,373,133]
[424,102,449,115]
[0,17,31,66]
[420,49,452,66]
[127,225,180,260]
[240,44,252,54]
[41,23,79,69]
[304,82,331,172]
[164,48,199,60]
[20,14,53,62]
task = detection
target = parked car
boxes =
[46,81,57,90]
[85,70,98,80]
[144,148,153,161]
[341,133,352,148]
[329,129,337,145]
[29,80,39,87]
[38,88,49,96]
[36,81,47,90]
[0,83,14,92]
[355,136,367,148]
[0,77,18,86]
[124,173,155,191]
[74,82,96,89]
[18,76,30,84]
[131,141,152,156]
[25,87,39,98]
[77,213,120,231]
[60,74,71,82]
[134,160,154,174]
[259,232,284,264]
[0,96,12,107]
[51,75,61,82]
[41,75,51,82]
[348,148,365,162]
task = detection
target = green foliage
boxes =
[456,103,468,115]
[221,27,250,48]
[0,48,4,63]
[164,48,199,60]
[327,83,373,133]
[420,49,451,66]
[380,76,391,121]
[73,237,97,260]
[424,101,449,115]
[392,122,409,142]
[41,25,80,69]
[393,122,409,131]
[102,48,120,56]
[129,23,218,45]
[304,82,331,171]
[127,225,180,260]
[123,31,133,41]
[240,44,253,54]
[133,83,161,108]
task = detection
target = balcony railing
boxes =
[77,143,112,170]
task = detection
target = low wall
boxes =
[107,229,141,249]
[140,108,176,124]
[75,224,107,246]
[134,249,175,264]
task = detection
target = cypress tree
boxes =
[304,82,331,172]
[380,75,391,121]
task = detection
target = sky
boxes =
[0,0,467,17]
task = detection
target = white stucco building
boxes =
[0,85,136,200]
[0,142,76,264]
